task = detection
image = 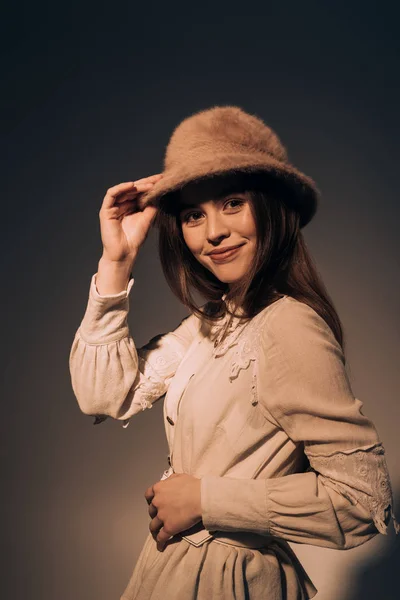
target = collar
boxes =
[209,295,249,357]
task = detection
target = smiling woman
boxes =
[154,169,345,349]
[69,105,399,600]
[177,184,257,289]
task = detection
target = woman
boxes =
[69,106,399,600]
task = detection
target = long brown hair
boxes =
[153,171,346,356]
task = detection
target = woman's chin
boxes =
[211,270,247,284]
[200,258,252,284]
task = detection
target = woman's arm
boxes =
[200,299,399,549]
[69,271,202,428]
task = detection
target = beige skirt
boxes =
[120,529,317,600]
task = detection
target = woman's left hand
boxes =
[144,473,202,551]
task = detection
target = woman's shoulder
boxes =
[256,294,335,345]
[256,293,310,321]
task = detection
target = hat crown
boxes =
[164,105,288,170]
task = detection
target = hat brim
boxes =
[138,152,320,228]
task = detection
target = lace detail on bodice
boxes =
[228,316,267,405]
[210,315,249,357]
[306,442,400,535]
[209,301,283,406]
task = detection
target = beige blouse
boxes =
[69,272,399,597]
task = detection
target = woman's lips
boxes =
[209,244,244,262]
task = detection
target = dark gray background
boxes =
[2,2,399,599]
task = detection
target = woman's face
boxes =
[178,179,257,287]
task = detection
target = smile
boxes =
[209,244,244,262]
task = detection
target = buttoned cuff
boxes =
[91,272,135,300]
[200,475,271,534]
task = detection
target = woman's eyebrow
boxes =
[179,188,246,211]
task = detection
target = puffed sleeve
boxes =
[69,273,202,428]
[200,298,399,549]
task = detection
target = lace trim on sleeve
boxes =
[93,336,183,429]
[131,353,169,409]
[118,346,182,429]
[306,442,400,536]
[211,304,400,537]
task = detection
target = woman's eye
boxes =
[225,198,244,209]
[181,198,244,224]
[183,211,203,223]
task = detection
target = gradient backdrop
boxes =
[2,2,399,599]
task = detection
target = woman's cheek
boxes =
[184,230,203,256]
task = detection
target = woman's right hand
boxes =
[99,173,163,263]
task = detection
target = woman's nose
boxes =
[205,213,230,242]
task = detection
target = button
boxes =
[167,416,175,425]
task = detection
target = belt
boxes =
[175,510,318,598]
[178,524,318,598]
[179,520,275,549]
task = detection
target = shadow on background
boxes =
[346,482,400,600]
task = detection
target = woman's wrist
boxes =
[96,254,137,295]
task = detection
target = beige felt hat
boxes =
[138,105,320,228]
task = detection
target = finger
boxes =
[114,198,157,220]
[113,182,160,204]
[101,201,138,222]
[110,200,135,212]
[117,174,163,202]
[148,502,158,519]
[105,174,162,198]
[122,203,158,221]
[149,515,164,536]
[156,526,174,550]
[102,181,156,211]
[113,190,140,204]
[140,204,158,222]
[133,173,163,185]
[110,198,158,220]
[144,487,155,504]
[110,199,145,217]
